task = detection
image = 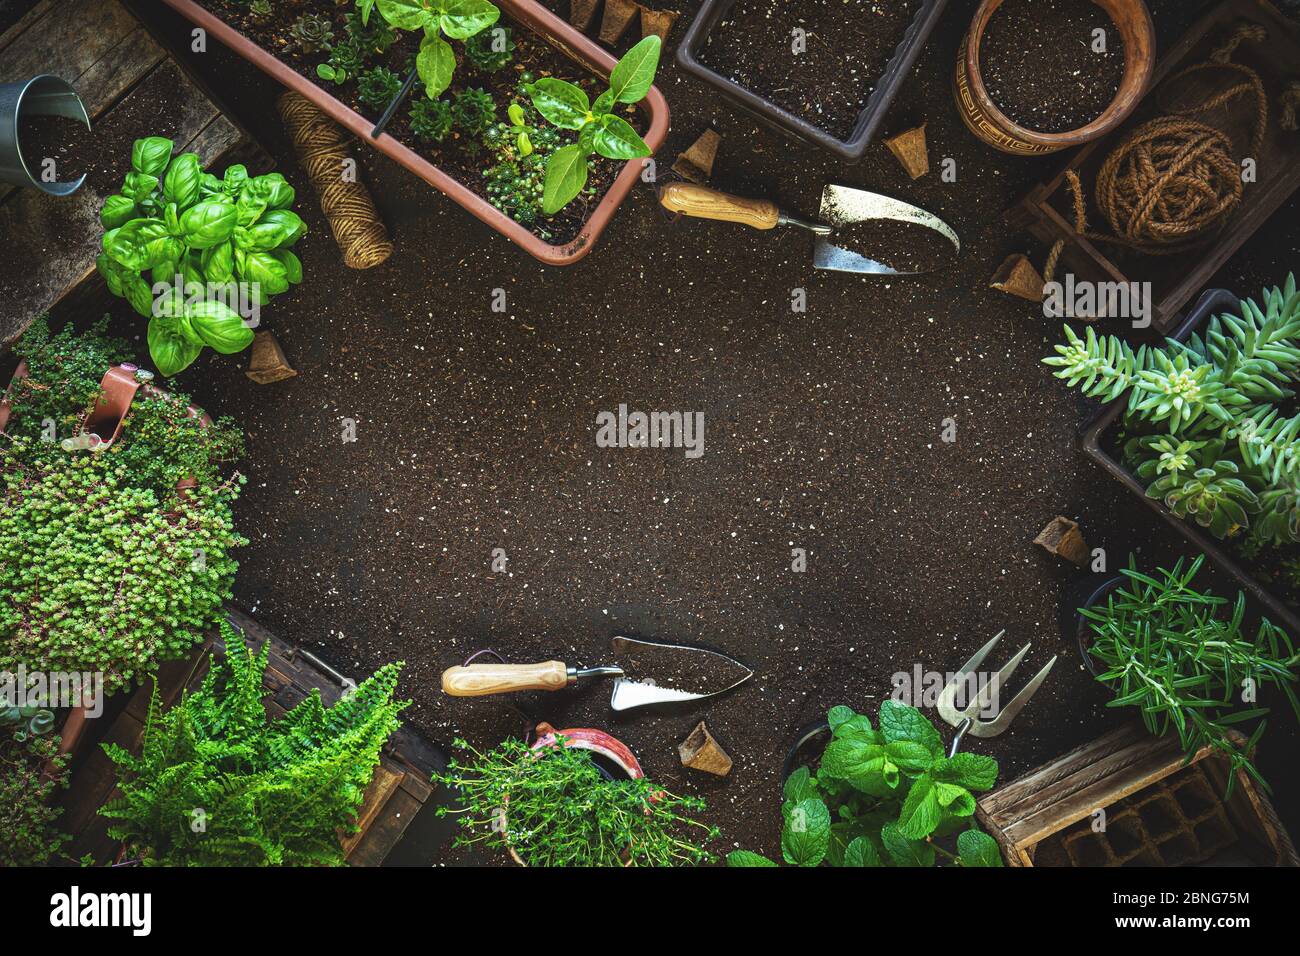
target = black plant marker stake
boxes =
[371,63,420,139]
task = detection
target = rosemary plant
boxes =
[1080,555,1300,793]
[434,736,718,866]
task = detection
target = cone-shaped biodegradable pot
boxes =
[0,75,90,195]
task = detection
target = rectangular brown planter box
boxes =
[675,0,949,162]
[157,0,670,266]
[1007,0,1300,333]
[977,722,1299,866]
[1079,287,1300,635]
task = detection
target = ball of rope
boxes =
[277,92,394,270]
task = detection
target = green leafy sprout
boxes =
[368,0,501,100]
[728,701,1003,868]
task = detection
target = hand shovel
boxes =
[658,182,959,275]
[440,636,753,712]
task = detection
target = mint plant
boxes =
[101,623,407,866]
[729,701,1003,867]
[97,136,306,376]
[367,0,501,99]
[525,35,660,214]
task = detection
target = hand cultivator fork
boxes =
[936,631,1057,757]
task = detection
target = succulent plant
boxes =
[249,0,272,18]
[451,88,495,136]
[463,26,514,72]
[346,7,396,55]
[409,98,453,143]
[357,66,403,111]
[290,13,334,54]
[1143,441,1259,539]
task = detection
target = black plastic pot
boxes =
[676,0,949,162]
[0,75,89,195]
[1079,287,1300,635]
[1074,575,1125,678]
[781,720,831,781]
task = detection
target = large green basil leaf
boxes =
[780,798,830,867]
[242,251,290,297]
[237,178,274,226]
[107,218,183,272]
[188,299,254,354]
[376,0,433,31]
[608,35,660,104]
[416,34,455,99]
[123,274,155,319]
[100,194,137,229]
[147,315,203,377]
[592,115,650,160]
[241,216,300,251]
[528,78,589,130]
[131,136,174,177]
[201,242,235,284]
[123,171,159,204]
[179,200,239,249]
[260,173,296,210]
[541,144,588,215]
[255,209,307,247]
[267,249,303,285]
[223,164,249,194]
[163,153,203,208]
[96,253,125,296]
[439,0,499,39]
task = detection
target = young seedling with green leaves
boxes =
[97,136,306,376]
[526,35,660,214]
[728,701,1003,867]
[364,0,501,99]
[1080,555,1300,795]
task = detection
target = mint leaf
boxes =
[727,850,778,867]
[896,774,941,839]
[957,829,1003,867]
[879,699,944,759]
[933,752,998,791]
[782,766,818,804]
[880,822,935,867]
[781,798,830,867]
[935,782,976,817]
[843,836,882,867]
[827,705,855,731]
[884,739,936,773]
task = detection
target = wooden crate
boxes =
[1005,0,1300,332]
[976,722,1299,867]
[0,0,266,347]
[58,607,445,866]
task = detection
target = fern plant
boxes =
[100,623,407,866]
[1046,275,1300,550]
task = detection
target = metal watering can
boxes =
[0,74,89,195]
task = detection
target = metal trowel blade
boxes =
[608,635,753,712]
[813,184,960,276]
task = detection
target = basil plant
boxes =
[364,0,501,100]
[526,35,660,214]
[97,136,306,377]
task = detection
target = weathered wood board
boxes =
[0,0,258,348]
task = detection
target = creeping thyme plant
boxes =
[0,730,71,867]
[0,320,246,695]
[1045,277,1300,570]
[434,736,718,866]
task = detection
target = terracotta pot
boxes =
[954,0,1156,155]
[505,722,643,866]
[158,0,670,266]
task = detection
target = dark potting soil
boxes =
[200,0,636,245]
[15,115,87,181]
[698,0,920,142]
[980,0,1126,133]
[829,217,955,274]
[77,0,1300,864]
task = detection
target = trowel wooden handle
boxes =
[441,661,570,696]
[658,183,781,230]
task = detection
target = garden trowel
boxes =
[658,182,959,275]
[440,636,753,712]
